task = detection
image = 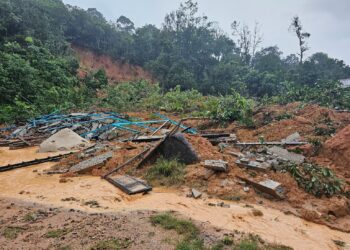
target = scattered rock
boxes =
[267,146,305,164]
[251,208,264,216]
[191,188,202,199]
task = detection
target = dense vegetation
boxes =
[0,0,349,123]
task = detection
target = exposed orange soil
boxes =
[72,45,153,83]
[321,125,350,179]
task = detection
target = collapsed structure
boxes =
[0,104,349,232]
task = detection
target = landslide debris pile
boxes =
[1,103,350,231]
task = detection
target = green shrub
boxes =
[45,228,69,238]
[204,91,254,124]
[159,86,204,113]
[286,163,343,197]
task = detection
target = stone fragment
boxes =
[204,160,228,172]
[191,188,202,199]
[267,146,305,164]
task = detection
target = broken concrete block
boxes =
[256,157,265,162]
[204,160,228,172]
[208,134,237,144]
[240,158,250,164]
[267,146,305,164]
[282,132,301,143]
[105,175,152,195]
[258,179,285,197]
[191,188,202,199]
[236,160,270,171]
[69,152,113,173]
[228,151,245,158]
[237,176,285,199]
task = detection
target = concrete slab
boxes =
[204,160,228,172]
[267,146,305,164]
[191,188,202,199]
[236,160,270,171]
[69,152,113,173]
[106,175,152,195]
[282,132,301,143]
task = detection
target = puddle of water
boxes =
[0,147,349,250]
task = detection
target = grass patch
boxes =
[151,213,204,249]
[45,228,69,238]
[234,238,260,250]
[23,212,37,222]
[3,226,25,240]
[56,246,72,250]
[91,238,131,250]
[146,157,186,186]
[151,213,199,239]
[176,238,204,250]
[222,236,234,245]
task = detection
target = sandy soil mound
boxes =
[322,125,350,177]
[39,128,91,153]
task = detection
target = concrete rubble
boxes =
[204,160,228,172]
[191,188,202,199]
[69,151,113,173]
[267,146,305,164]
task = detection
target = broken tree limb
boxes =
[102,147,150,179]
[154,113,197,134]
[151,120,169,136]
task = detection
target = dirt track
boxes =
[0,147,349,250]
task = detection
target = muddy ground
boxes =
[1,103,350,250]
[0,157,349,250]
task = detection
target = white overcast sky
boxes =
[63,0,350,64]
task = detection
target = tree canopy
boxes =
[0,0,349,122]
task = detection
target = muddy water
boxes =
[0,147,349,250]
